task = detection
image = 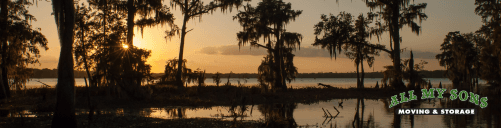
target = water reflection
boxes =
[5,96,500,128]
[258,103,297,128]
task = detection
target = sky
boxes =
[26,0,482,73]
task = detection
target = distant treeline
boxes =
[30,68,89,78]
[203,70,447,78]
[28,68,447,78]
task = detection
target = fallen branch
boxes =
[318,83,333,88]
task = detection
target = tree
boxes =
[357,0,428,89]
[402,51,428,89]
[436,32,478,88]
[74,4,97,88]
[475,0,501,85]
[313,12,384,89]
[161,58,200,86]
[170,0,246,88]
[88,0,174,88]
[212,72,222,86]
[0,0,9,99]
[122,0,175,87]
[234,0,302,91]
[83,1,156,98]
[0,0,48,99]
[51,0,77,127]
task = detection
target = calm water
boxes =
[25,78,478,89]
[6,98,499,128]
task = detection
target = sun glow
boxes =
[122,44,129,49]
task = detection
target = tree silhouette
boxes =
[122,0,175,87]
[475,0,501,86]
[74,4,97,88]
[77,1,156,98]
[0,0,49,98]
[313,12,383,89]
[234,0,302,91]
[88,0,175,88]
[354,0,428,89]
[51,0,77,127]
[212,72,222,86]
[161,58,203,86]
[170,0,246,88]
[436,32,478,88]
[402,51,428,89]
[0,0,8,99]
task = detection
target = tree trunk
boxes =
[51,0,77,127]
[272,46,283,91]
[273,24,285,91]
[391,3,404,90]
[126,0,136,86]
[409,51,415,89]
[356,58,360,89]
[361,55,365,89]
[0,0,10,99]
[176,3,189,88]
[1,38,9,98]
[80,20,94,88]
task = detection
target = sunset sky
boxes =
[27,0,482,73]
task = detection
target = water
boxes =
[24,78,477,89]
[7,98,499,128]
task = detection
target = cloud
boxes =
[382,51,439,59]
[199,45,439,59]
[199,45,341,58]
[199,45,267,56]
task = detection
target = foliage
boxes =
[313,12,383,88]
[234,0,302,91]
[212,72,222,86]
[161,58,206,86]
[162,58,193,83]
[0,0,48,95]
[224,71,233,86]
[381,54,429,89]
[170,0,246,87]
[475,0,501,85]
[402,51,429,89]
[436,32,480,87]
[72,1,154,91]
[356,0,428,89]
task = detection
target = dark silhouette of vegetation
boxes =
[381,52,429,89]
[212,72,222,86]
[402,51,429,89]
[475,0,501,85]
[169,0,247,88]
[436,32,481,89]
[62,0,159,99]
[74,4,97,88]
[194,69,206,87]
[203,70,448,78]
[234,0,302,91]
[313,12,384,89]
[29,68,88,78]
[0,0,8,99]
[224,71,233,86]
[120,0,175,88]
[347,0,428,90]
[160,58,206,87]
[0,0,48,99]
[51,0,77,127]
[258,103,297,128]
[161,58,193,85]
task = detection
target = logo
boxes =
[389,88,488,115]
